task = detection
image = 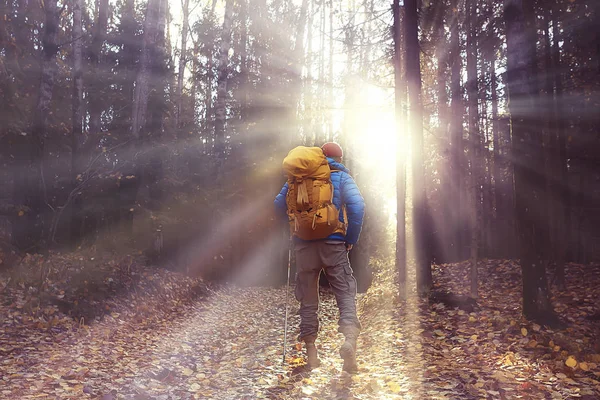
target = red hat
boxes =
[321,142,343,158]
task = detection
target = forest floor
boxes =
[1,251,600,400]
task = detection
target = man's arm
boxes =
[340,173,365,245]
[274,182,289,216]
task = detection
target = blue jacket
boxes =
[274,158,365,245]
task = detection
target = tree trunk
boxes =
[393,0,406,297]
[304,0,314,145]
[13,0,61,250]
[542,6,561,276]
[213,0,234,161]
[129,0,166,232]
[328,0,334,141]
[176,0,190,133]
[449,1,463,262]
[316,1,325,144]
[132,0,164,140]
[70,0,84,245]
[89,0,109,138]
[552,2,568,289]
[466,0,480,298]
[405,0,432,295]
[119,0,137,138]
[191,39,199,118]
[342,0,357,169]
[204,44,215,152]
[490,52,501,257]
[239,0,249,126]
[286,0,309,148]
[504,0,559,326]
[435,0,453,263]
[144,0,167,205]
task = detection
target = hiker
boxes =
[274,142,365,373]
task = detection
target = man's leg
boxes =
[320,241,361,373]
[294,242,322,368]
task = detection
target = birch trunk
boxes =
[213,0,234,160]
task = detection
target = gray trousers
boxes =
[294,240,361,339]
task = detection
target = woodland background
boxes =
[0,0,599,312]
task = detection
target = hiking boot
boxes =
[302,335,321,369]
[339,326,360,373]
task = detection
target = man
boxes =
[274,142,365,373]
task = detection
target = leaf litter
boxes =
[1,253,599,399]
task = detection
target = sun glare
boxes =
[346,83,409,175]
[339,82,409,222]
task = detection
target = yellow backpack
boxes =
[282,146,347,240]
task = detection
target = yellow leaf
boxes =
[18,210,24,216]
[469,316,476,322]
[579,362,589,371]
[527,340,538,348]
[470,335,478,341]
[553,345,561,352]
[510,320,516,326]
[387,381,401,393]
[565,356,577,368]
[182,368,194,376]
[521,328,528,336]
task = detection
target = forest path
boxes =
[1,269,433,399]
[2,260,600,399]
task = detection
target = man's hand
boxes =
[345,243,353,252]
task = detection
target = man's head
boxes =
[321,142,343,163]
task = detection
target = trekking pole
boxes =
[283,236,293,366]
